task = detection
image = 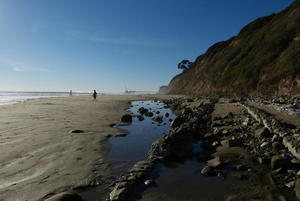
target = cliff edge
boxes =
[168,0,300,95]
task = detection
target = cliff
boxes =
[168,0,300,96]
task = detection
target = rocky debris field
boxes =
[248,95,300,117]
[107,96,300,201]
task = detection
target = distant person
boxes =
[69,90,72,96]
[93,90,97,100]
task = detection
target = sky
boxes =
[0,0,294,93]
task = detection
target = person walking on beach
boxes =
[69,90,72,96]
[93,90,97,100]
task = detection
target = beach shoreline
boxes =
[0,94,148,201]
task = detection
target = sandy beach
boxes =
[0,95,145,201]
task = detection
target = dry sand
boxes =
[0,95,145,201]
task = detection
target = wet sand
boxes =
[0,95,145,201]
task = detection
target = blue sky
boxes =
[0,0,294,93]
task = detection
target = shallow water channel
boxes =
[110,100,176,164]
[81,100,250,201]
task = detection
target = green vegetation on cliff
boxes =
[168,0,300,95]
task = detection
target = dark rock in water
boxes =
[70,130,84,133]
[152,116,163,123]
[120,114,132,123]
[169,118,173,122]
[109,123,116,127]
[145,112,154,117]
[115,133,128,137]
[156,111,160,114]
[165,112,169,117]
[137,115,144,121]
[254,127,272,139]
[271,155,292,169]
[201,165,212,175]
[45,192,84,201]
[138,107,148,115]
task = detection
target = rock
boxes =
[254,127,272,139]
[45,192,84,201]
[152,116,163,123]
[165,112,169,117]
[225,194,239,201]
[109,183,127,201]
[272,134,279,142]
[222,130,229,135]
[220,139,241,147]
[207,156,222,168]
[144,179,155,186]
[271,155,292,169]
[115,133,127,137]
[236,164,247,171]
[261,142,269,148]
[170,117,183,128]
[70,129,84,133]
[120,114,132,123]
[201,165,212,175]
[138,107,148,115]
[295,179,300,199]
[156,111,160,114]
[212,141,219,146]
[258,157,263,164]
[286,181,295,188]
[272,142,283,151]
[137,115,144,121]
[109,123,116,127]
[145,112,154,117]
[242,117,250,126]
[226,112,234,118]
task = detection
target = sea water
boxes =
[0,91,86,105]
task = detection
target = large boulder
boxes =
[271,155,292,169]
[45,192,84,201]
[170,116,185,128]
[254,127,272,139]
[120,114,132,123]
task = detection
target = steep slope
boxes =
[168,0,300,95]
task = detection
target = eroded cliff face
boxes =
[167,0,300,96]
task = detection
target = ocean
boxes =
[0,91,86,105]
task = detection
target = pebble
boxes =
[285,181,295,188]
[144,179,155,186]
[201,165,212,175]
[261,142,269,148]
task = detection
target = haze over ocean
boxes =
[0,0,293,93]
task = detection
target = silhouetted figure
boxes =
[93,90,97,100]
[69,90,72,96]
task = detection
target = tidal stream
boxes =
[81,100,250,201]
